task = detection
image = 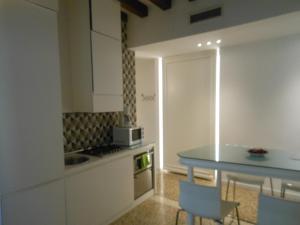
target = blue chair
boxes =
[257,194,300,225]
[176,181,240,225]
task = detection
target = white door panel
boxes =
[164,53,215,176]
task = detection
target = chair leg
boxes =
[270,177,274,196]
[235,207,241,225]
[233,181,236,202]
[282,186,286,199]
[260,184,263,193]
[225,179,231,200]
[175,209,183,225]
[215,219,223,225]
[199,217,202,225]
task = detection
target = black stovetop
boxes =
[80,145,124,157]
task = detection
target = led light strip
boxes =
[158,57,164,169]
[215,48,221,162]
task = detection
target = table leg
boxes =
[216,170,222,195]
[187,166,194,182]
[216,170,223,225]
[187,166,194,225]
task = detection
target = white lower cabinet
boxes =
[2,180,65,225]
[65,155,134,225]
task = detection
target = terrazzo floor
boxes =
[110,171,267,225]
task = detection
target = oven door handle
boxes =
[134,151,154,161]
[134,165,152,175]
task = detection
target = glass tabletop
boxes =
[178,145,300,172]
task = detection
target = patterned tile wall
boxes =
[122,22,137,121]
[63,21,137,152]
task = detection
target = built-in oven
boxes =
[133,149,154,199]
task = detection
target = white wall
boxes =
[127,0,300,48]
[135,58,159,167]
[135,58,157,143]
[220,33,300,152]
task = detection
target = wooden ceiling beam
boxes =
[119,0,148,18]
[148,0,171,10]
[121,11,128,23]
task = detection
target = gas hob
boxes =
[80,145,124,157]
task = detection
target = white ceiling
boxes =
[132,10,300,58]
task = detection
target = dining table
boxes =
[178,144,300,225]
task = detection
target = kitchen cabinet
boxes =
[0,0,64,194]
[91,32,123,111]
[2,180,65,225]
[91,0,121,40]
[65,0,123,112]
[65,155,134,225]
[26,0,58,11]
[92,32,122,95]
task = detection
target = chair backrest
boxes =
[257,194,300,225]
[179,181,221,219]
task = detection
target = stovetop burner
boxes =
[80,145,124,157]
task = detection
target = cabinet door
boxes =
[66,156,134,225]
[26,0,58,11]
[92,31,123,95]
[0,0,64,194]
[91,31,123,112]
[2,180,65,225]
[91,0,121,40]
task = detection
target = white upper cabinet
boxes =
[26,0,58,11]
[0,0,64,194]
[91,0,121,40]
[92,32,122,95]
[64,0,123,112]
[2,180,65,225]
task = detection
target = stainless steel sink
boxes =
[65,155,89,166]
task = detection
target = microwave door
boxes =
[132,129,142,142]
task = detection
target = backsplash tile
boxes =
[63,112,120,151]
[122,22,137,121]
[63,21,137,152]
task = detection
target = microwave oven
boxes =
[113,127,144,146]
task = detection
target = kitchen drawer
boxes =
[134,168,153,199]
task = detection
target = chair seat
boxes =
[227,174,265,185]
[221,201,239,218]
[282,181,300,192]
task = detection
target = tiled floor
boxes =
[110,171,259,225]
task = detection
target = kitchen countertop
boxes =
[64,142,155,177]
